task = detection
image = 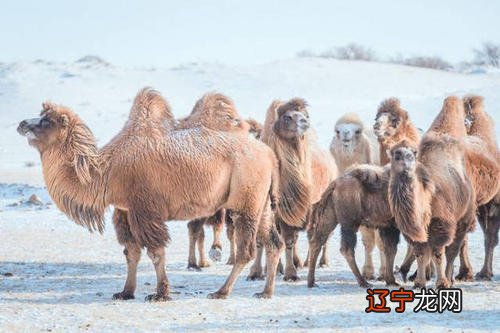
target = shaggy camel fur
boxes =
[457,95,500,281]
[249,99,337,281]
[178,93,264,269]
[373,98,420,165]
[389,96,476,288]
[329,112,386,280]
[389,136,475,288]
[307,164,401,288]
[17,88,283,300]
[373,98,425,281]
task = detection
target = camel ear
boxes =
[74,155,92,184]
[60,114,69,127]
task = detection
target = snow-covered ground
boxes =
[1,58,499,332]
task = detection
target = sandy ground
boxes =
[1,58,499,332]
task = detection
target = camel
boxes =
[388,135,475,288]
[17,88,283,300]
[373,98,426,281]
[457,95,500,281]
[307,164,401,288]
[248,98,337,282]
[388,96,477,288]
[373,98,420,165]
[177,93,263,270]
[329,112,386,279]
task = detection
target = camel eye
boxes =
[391,118,399,126]
[40,118,51,128]
[355,129,361,135]
[335,130,340,134]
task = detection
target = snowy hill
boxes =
[1,58,499,332]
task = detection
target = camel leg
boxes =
[280,220,300,281]
[398,243,415,282]
[254,208,284,298]
[319,241,330,268]
[434,246,450,289]
[208,212,257,299]
[225,213,236,265]
[378,225,400,287]
[293,240,304,270]
[340,224,371,288]
[187,218,205,270]
[413,244,431,289]
[145,247,171,301]
[209,210,225,262]
[375,230,386,281]
[112,209,141,300]
[476,204,500,280]
[455,235,474,281]
[247,241,264,280]
[197,226,210,268]
[113,242,141,300]
[307,217,337,287]
[360,226,376,280]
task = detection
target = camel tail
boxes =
[309,181,337,232]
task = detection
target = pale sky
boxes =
[1,0,499,67]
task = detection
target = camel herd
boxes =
[17,88,499,302]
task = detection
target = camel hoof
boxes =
[455,270,474,282]
[376,275,386,281]
[226,258,235,265]
[253,292,272,299]
[475,271,493,281]
[207,292,227,300]
[413,282,426,290]
[362,271,375,281]
[209,247,222,262]
[358,280,373,289]
[247,273,265,281]
[385,281,400,287]
[112,291,135,300]
[435,279,451,289]
[187,264,202,271]
[283,274,300,282]
[318,263,329,268]
[198,260,211,268]
[145,293,172,302]
[307,282,318,288]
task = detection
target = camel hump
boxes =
[463,94,484,113]
[192,92,237,118]
[129,87,174,124]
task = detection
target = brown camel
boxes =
[17,88,283,300]
[389,96,477,288]
[307,164,401,288]
[388,134,475,288]
[249,98,337,282]
[456,95,500,281]
[373,98,428,281]
[178,93,262,269]
[329,112,386,279]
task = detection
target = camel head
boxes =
[463,95,484,133]
[18,102,100,185]
[334,113,364,148]
[18,102,76,152]
[246,118,263,139]
[274,98,310,140]
[374,98,408,141]
[390,140,418,174]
